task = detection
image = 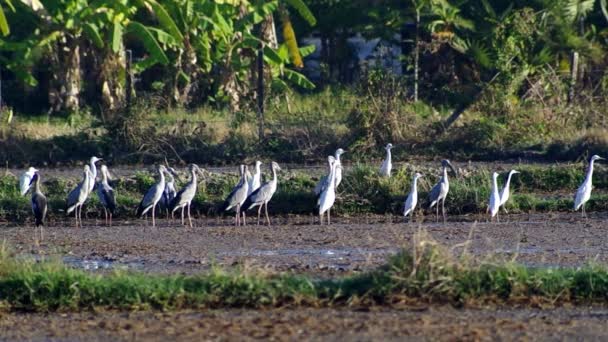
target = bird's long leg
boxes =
[235,204,240,226]
[328,208,331,225]
[40,225,44,243]
[319,213,324,225]
[152,205,156,227]
[497,210,500,223]
[442,198,446,223]
[435,203,439,223]
[104,208,108,226]
[109,212,112,227]
[181,206,185,226]
[33,225,38,247]
[77,205,81,228]
[188,203,193,228]
[583,204,587,219]
[242,210,247,227]
[265,202,271,226]
[257,205,263,226]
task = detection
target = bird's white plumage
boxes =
[488,172,500,218]
[248,161,262,196]
[403,173,422,217]
[574,155,603,211]
[319,158,337,216]
[334,148,345,189]
[19,167,38,196]
[86,156,102,193]
[499,170,520,208]
[379,143,393,177]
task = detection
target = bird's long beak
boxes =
[448,162,458,177]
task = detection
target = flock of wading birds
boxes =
[19,144,603,236]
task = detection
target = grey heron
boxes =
[318,157,337,225]
[574,155,604,217]
[403,173,423,221]
[136,165,169,227]
[170,164,204,228]
[86,156,103,193]
[222,165,249,226]
[314,156,335,197]
[67,165,92,227]
[488,172,500,221]
[248,161,262,196]
[379,143,393,177]
[314,156,336,206]
[29,172,47,245]
[499,170,520,213]
[159,166,178,219]
[96,165,116,226]
[242,161,281,226]
[427,159,458,222]
[19,167,38,196]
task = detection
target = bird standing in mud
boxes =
[136,165,169,227]
[30,172,47,245]
[170,164,204,228]
[379,143,393,177]
[97,165,116,226]
[159,166,178,219]
[574,155,604,218]
[67,165,92,227]
[19,167,38,196]
[427,160,458,222]
[488,172,501,221]
[222,165,249,226]
[319,158,338,225]
[242,162,281,226]
[403,173,422,222]
[499,170,520,213]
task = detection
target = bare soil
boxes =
[2,306,608,341]
[2,212,608,341]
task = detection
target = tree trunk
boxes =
[48,36,81,113]
[414,9,420,102]
[100,49,126,112]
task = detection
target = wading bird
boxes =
[170,164,204,228]
[159,166,178,219]
[427,159,458,222]
[96,165,116,226]
[67,165,92,227]
[248,161,262,196]
[19,167,38,196]
[403,173,423,222]
[136,165,169,227]
[499,170,520,213]
[29,172,47,245]
[574,155,604,217]
[379,143,393,177]
[319,157,337,225]
[488,172,500,221]
[314,156,336,206]
[242,162,281,226]
[334,148,345,188]
[222,165,249,226]
[86,156,103,193]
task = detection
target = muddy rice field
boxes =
[1,211,608,340]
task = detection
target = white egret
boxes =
[334,148,345,189]
[248,161,262,196]
[488,172,500,221]
[574,155,604,217]
[379,143,393,177]
[403,173,423,221]
[319,157,337,225]
[499,170,520,213]
[86,156,103,193]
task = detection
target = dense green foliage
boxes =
[2,232,608,311]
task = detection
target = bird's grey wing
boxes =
[314,176,327,195]
[67,185,80,208]
[427,182,441,207]
[251,182,272,204]
[142,183,161,208]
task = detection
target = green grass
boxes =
[2,231,608,312]
[3,161,608,222]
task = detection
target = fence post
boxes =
[256,44,265,141]
[568,51,579,104]
[125,49,133,115]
